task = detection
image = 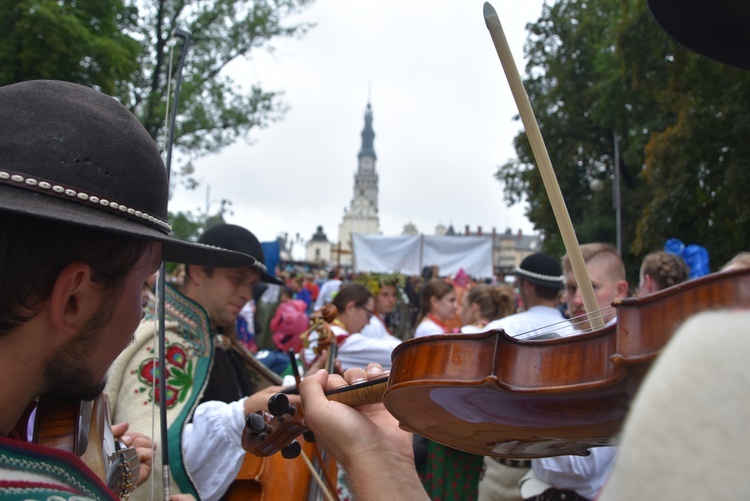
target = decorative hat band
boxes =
[516,267,564,283]
[250,260,268,274]
[0,168,172,233]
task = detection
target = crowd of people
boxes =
[2,2,750,500]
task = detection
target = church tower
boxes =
[337,102,381,265]
[354,103,379,212]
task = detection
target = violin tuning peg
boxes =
[302,430,316,443]
[245,411,268,433]
[268,393,292,417]
[281,440,302,459]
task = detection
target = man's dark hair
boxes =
[0,213,151,334]
[523,279,561,301]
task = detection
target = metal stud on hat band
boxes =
[0,168,172,233]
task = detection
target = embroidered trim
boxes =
[0,168,172,233]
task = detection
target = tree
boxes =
[498,0,750,274]
[121,0,314,161]
[0,0,140,92]
[1,0,314,174]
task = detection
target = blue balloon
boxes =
[664,238,685,256]
[683,244,710,278]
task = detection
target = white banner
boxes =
[423,235,493,278]
[352,234,421,275]
[352,234,493,278]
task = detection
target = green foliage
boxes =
[498,0,750,274]
[122,0,315,160]
[168,210,204,242]
[0,0,140,92]
[1,0,314,189]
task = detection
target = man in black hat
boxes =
[478,252,574,501]
[0,80,256,499]
[107,223,314,500]
[519,244,627,501]
[484,252,574,340]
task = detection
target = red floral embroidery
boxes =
[166,345,187,368]
[139,359,171,384]
[137,342,194,409]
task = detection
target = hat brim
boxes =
[0,186,255,268]
[648,0,750,70]
[258,268,284,286]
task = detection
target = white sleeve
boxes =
[182,399,248,501]
[335,333,401,371]
[532,447,616,499]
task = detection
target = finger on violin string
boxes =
[366,363,387,378]
[342,367,368,385]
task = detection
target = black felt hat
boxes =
[648,0,750,70]
[516,253,564,289]
[0,80,254,268]
[199,224,284,285]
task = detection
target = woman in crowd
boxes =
[460,283,516,333]
[303,283,399,372]
[414,278,458,337]
[637,250,689,297]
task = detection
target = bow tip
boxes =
[483,2,498,21]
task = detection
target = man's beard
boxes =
[41,290,117,401]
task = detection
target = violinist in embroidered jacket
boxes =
[0,81,256,500]
[107,224,290,501]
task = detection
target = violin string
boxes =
[515,305,617,339]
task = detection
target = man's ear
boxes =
[184,264,204,286]
[616,279,630,299]
[48,261,95,338]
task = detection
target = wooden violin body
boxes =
[384,267,750,458]
[33,395,139,497]
[384,324,628,458]
[244,268,750,460]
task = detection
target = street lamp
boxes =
[588,133,622,255]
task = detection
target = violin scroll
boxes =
[243,396,312,459]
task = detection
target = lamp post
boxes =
[588,133,622,255]
[613,133,622,256]
[203,184,233,228]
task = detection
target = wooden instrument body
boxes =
[226,441,336,501]
[384,268,750,458]
[33,395,138,496]
[384,326,630,458]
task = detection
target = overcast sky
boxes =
[168,0,547,260]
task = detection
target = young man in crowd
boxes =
[107,224,300,500]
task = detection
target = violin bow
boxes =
[483,2,604,329]
[156,26,192,501]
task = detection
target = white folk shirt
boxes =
[304,322,400,371]
[485,305,575,340]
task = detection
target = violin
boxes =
[227,306,339,501]
[243,267,750,459]
[32,395,139,498]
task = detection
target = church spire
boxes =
[358,102,376,160]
